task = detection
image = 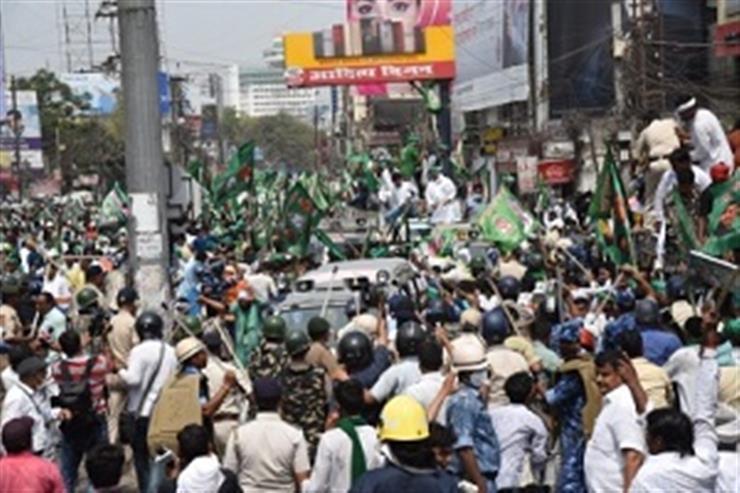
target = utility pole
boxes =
[118,0,170,311]
[10,76,22,201]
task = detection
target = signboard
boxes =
[60,73,119,115]
[715,20,740,57]
[482,127,505,155]
[516,156,538,194]
[453,0,530,112]
[538,159,575,185]
[0,90,43,170]
[284,0,454,87]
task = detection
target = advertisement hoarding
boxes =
[453,0,530,112]
[60,72,119,115]
[0,90,43,170]
[284,0,454,87]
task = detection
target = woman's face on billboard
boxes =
[352,0,420,27]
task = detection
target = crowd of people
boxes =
[0,95,738,493]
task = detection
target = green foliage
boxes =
[222,110,315,169]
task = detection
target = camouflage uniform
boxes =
[279,362,327,462]
[248,340,289,380]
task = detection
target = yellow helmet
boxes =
[378,395,429,442]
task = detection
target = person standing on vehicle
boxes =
[51,329,112,492]
[280,327,328,462]
[249,315,290,380]
[425,167,461,225]
[106,287,139,443]
[117,311,177,492]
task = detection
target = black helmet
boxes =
[338,331,373,370]
[396,321,425,357]
[498,276,521,301]
[345,297,365,319]
[525,252,544,271]
[666,275,687,301]
[425,298,451,326]
[307,316,331,340]
[635,298,659,326]
[135,311,164,340]
[285,328,311,356]
[482,308,510,345]
[263,316,287,342]
[116,287,138,307]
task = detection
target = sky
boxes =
[2,0,345,76]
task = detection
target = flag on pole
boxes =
[477,186,533,253]
[588,149,635,265]
[99,182,129,226]
[281,182,320,257]
[210,142,255,206]
[671,189,699,252]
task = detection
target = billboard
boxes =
[0,90,43,170]
[284,0,454,87]
[60,73,119,115]
[453,0,530,112]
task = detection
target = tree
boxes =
[15,69,125,193]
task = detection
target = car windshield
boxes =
[280,305,349,334]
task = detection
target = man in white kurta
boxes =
[425,168,461,225]
[676,97,734,173]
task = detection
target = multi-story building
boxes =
[238,67,318,121]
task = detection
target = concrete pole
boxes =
[118,0,170,310]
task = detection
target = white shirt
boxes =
[245,273,278,303]
[43,273,72,310]
[370,357,422,402]
[630,355,720,493]
[304,424,381,493]
[653,165,712,220]
[425,175,461,224]
[0,381,56,454]
[687,108,734,173]
[0,367,19,393]
[118,339,177,417]
[489,403,549,489]
[390,181,419,210]
[404,371,447,424]
[585,384,647,493]
[633,118,681,159]
[177,454,225,493]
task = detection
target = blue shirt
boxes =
[600,313,636,351]
[446,384,501,477]
[351,346,392,389]
[640,327,682,366]
[350,463,458,493]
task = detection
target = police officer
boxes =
[279,328,327,462]
[365,321,425,406]
[249,315,289,380]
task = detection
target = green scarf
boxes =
[337,416,367,485]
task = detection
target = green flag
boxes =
[477,186,528,253]
[99,182,128,227]
[588,149,635,265]
[671,189,699,252]
[281,182,321,257]
[210,142,255,206]
[314,229,347,261]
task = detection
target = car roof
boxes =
[278,290,356,310]
[299,257,410,283]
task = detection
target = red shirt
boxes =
[0,452,65,493]
[51,354,112,414]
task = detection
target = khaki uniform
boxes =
[0,304,24,341]
[202,357,252,456]
[106,310,139,443]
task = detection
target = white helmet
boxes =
[450,337,488,372]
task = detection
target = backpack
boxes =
[56,357,98,443]
[57,357,96,415]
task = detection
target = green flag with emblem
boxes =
[477,186,528,253]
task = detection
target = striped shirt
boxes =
[51,354,112,414]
